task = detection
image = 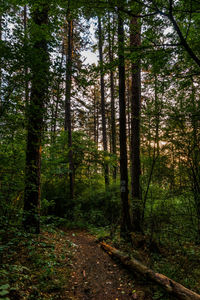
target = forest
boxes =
[0,0,200,299]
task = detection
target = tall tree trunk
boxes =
[142,75,160,222]
[51,87,59,140]
[108,13,117,181]
[52,44,64,143]
[93,88,98,145]
[98,16,109,187]
[96,95,99,147]
[127,71,131,152]
[118,8,132,238]
[24,5,29,110]
[190,80,200,241]
[23,3,49,233]
[65,17,74,200]
[0,14,2,108]
[130,11,142,232]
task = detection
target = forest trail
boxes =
[64,230,151,300]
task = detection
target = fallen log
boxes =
[100,241,200,300]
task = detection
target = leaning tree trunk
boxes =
[65,17,74,200]
[23,2,49,233]
[98,16,109,187]
[130,9,142,233]
[118,8,132,238]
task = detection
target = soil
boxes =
[64,230,152,300]
[2,228,154,300]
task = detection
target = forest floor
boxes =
[2,226,200,300]
[63,229,152,300]
[1,227,156,300]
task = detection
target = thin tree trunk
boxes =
[24,5,29,109]
[118,8,132,238]
[127,72,131,153]
[190,81,200,241]
[23,3,49,233]
[154,76,160,157]
[93,88,98,144]
[98,16,109,186]
[127,68,132,178]
[65,17,74,200]
[130,12,142,232]
[142,75,160,222]
[52,44,64,142]
[53,90,59,134]
[108,13,117,181]
[0,14,2,108]
[96,96,99,148]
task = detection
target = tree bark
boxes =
[23,2,49,233]
[52,44,64,143]
[93,87,99,145]
[98,16,109,187]
[130,10,142,232]
[0,14,2,108]
[24,5,29,109]
[190,81,200,241]
[142,75,160,222]
[108,13,117,181]
[118,8,132,237]
[101,242,200,300]
[65,17,74,200]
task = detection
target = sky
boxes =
[82,50,98,64]
[81,19,99,65]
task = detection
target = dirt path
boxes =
[64,230,152,300]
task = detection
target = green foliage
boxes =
[73,182,121,226]
[41,130,118,221]
[0,284,10,299]
[0,225,74,299]
[1,0,200,296]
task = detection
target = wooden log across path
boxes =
[100,241,200,300]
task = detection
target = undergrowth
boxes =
[0,224,76,300]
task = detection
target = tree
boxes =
[98,15,109,186]
[23,1,49,233]
[23,5,29,111]
[65,12,75,200]
[118,5,132,237]
[108,12,117,181]
[130,3,142,232]
[0,13,2,107]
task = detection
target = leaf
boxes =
[0,284,10,290]
[0,290,9,296]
